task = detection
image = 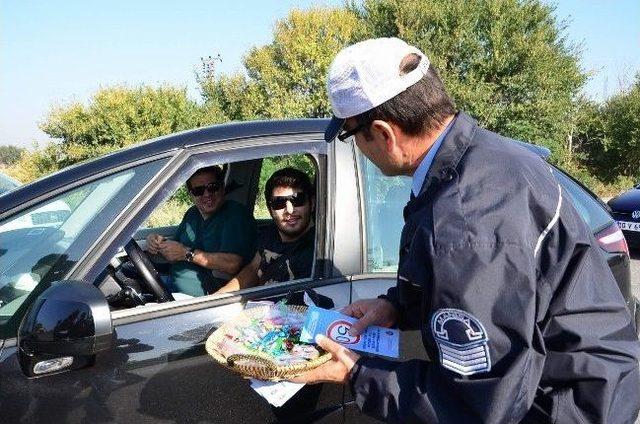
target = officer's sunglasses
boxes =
[269,192,307,210]
[190,181,223,196]
[337,120,372,142]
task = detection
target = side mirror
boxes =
[18,280,113,377]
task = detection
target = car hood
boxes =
[608,189,640,212]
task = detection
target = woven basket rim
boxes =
[205,304,331,380]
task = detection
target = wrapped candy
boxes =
[216,301,320,365]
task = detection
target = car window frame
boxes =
[354,147,413,274]
[0,156,172,339]
[551,164,615,234]
[72,134,331,323]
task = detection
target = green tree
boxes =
[570,98,607,173]
[0,145,25,166]
[200,7,364,120]
[569,76,640,184]
[204,1,585,165]
[40,85,223,168]
[350,0,586,163]
[5,143,60,183]
[600,75,640,180]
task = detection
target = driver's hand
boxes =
[145,233,165,255]
[159,240,188,262]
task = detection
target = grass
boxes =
[142,198,189,228]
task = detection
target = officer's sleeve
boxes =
[350,218,640,423]
[381,284,422,331]
[380,225,426,331]
[350,234,543,423]
[534,204,640,423]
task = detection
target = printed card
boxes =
[249,379,305,407]
[300,306,399,358]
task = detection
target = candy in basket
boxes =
[205,301,331,380]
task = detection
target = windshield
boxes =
[0,173,21,195]
[0,159,166,329]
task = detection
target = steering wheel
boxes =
[124,239,174,303]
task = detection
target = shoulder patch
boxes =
[430,308,491,376]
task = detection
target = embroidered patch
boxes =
[431,308,491,376]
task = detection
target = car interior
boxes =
[95,153,320,311]
[0,152,323,326]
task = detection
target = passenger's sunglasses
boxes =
[337,120,371,142]
[269,192,307,210]
[190,181,223,196]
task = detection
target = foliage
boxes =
[350,0,585,162]
[254,154,316,218]
[200,7,364,120]
[14,1,637,199]
[600,76,640,180]
[570,97,608,174]
[571,75,640,185]
[0,145,25,166]
[143,198,190,228]
[4,144,60,184]
[39,85,223,170]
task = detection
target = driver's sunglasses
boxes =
[269,192,307,210]
[337,120,371,142]
[190,181,223,196]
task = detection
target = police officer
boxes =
[292,38,640,423]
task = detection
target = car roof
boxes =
[512,140,551,160]
[0,119,330,213]
[0,172,21,194]
[1,118,551,212]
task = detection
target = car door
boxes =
[0,134,350,423]
[332,144,430,422]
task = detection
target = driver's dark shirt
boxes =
[256,224,314,285]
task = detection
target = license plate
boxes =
[617,221,640,232]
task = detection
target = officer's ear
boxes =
[370,120,398,153]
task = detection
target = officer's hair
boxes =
[186,165,225,190]
[355,54,456,138]
[264,167,314,205]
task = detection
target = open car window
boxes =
[100,151,323,311]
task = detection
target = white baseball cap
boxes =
[324,37,430,142]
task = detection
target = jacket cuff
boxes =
[378,293,400,309]
[348,356,368,397]
[378,292,407,330]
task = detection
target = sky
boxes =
[1,0,639,149]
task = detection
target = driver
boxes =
[215,167,314,294]
[146,166,256,296]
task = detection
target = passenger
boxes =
[216,167,314,294]
[146,166,256,296]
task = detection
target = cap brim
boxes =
[324,116,345,143]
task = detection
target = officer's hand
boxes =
[290,335,360,385]
[342,298,398,336]
[159,240,187,262]
[145,233,165,255]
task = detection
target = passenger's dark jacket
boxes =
[348,112,640,423]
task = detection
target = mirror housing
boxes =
[18,280,113,377]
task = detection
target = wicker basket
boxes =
[205,304,331,381]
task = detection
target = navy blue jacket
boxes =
[348,112,640,423]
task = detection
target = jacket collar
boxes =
[405,112,478,214]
